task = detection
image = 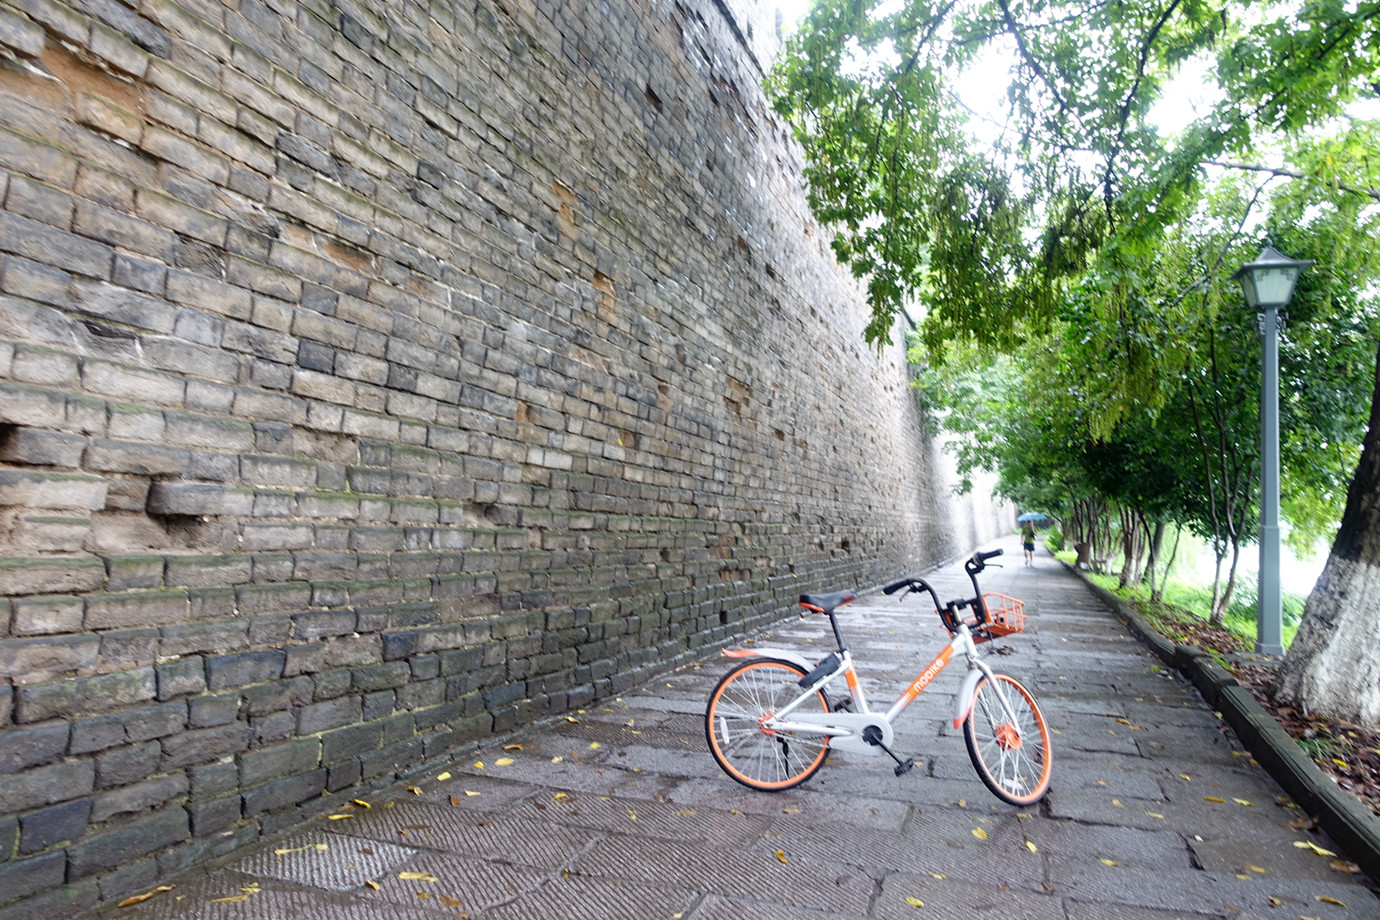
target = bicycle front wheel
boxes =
[705,658,831,791]
[962,671,1052,806]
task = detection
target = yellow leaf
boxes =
[1235,874,1250,880]
[904,895,925,908]
[775,849,788,863]
[116,886,174,908]
[211,894,251,903]
[1146,812,1165,819]
[1100,858,1118,867]
[1293,841,1338,857]
[1268,896,1283,907]
[1112,799,1123,808]
[1233,798,1253,807]
[328,814,354,820]
[503,743,523,750]
[589,742,601,750]
[1317,896,1346,907]
[626,809,637,821]
[972,828,988,841]
[417,892,430,900]
[1332,758,1348,768]
[1248,865,1265,874]
[1179,773,1191,781]
[565,716,580,723]
[436,772,451,781]
[474,761,484,769]
[352,799,372,809]
[407,786,423,795]
[365,880,380,891]
[1025,841,1037,853]
[553,792,570,800]
[495,757,514,766]
[449,796,460,805]
[398,871,439,882]
[440,895,463,907]
[1203,796,1226,803]
[551,755,563,763]
[928,872,945,880]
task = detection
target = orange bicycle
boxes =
[704,549,1052,806]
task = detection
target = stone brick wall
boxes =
[0,0,1006,915]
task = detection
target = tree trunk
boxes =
[1273,342,1380,731]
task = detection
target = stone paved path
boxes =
[101,537,1378,919]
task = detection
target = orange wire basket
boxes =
[981,594,1027,636]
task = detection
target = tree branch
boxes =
[1204,159,1380,202]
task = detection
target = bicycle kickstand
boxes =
[862,726,916,777]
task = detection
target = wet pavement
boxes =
[99,536,1378,919]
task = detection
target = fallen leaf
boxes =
[1203,796,1226,803]
[352,799,372,809]
[1248,865,1266,874]
[417,892,430,900]
[776,849,789,863]
[474,761,484,769]
[116,886,174,907]
[551,756,564,764]
[589,742,601,750]
[436,772,452,781]
[328,814,354,820]
[1317,896,1346,907]
[553,792,570,800]
[565,716,580,723]
[1233,798,1253,807]
[1146,812,1165,819]
[398,871,440,882]
[674,809,695,815]
[1025,841,1037,853]
[495,757,514,766]
[972,828,988,841]
[211,894,251,903]
[1112,799,1123,808]
[1329,859,1361,874]
[408,786,423,795]
[1179,774,1191,782]
[1100,858,1118,867]
[440,895,463,907]
[449,796,461,806]
[365,880,381,891]
[928,872,946,880]
[1293,841,1337,857]
[1268,896,1283,907]
[503,743,523,751]
[904,895,925,908]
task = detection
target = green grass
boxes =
[1056,551,1304,651]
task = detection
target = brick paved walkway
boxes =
[100,537,1378,919]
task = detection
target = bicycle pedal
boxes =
[894,758,916,777]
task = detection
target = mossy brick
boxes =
[104,555,164,590]
[160,721,247,769]
[0,721,69,774]
[163,411,254,450]
[94,741,160,788]
[159,619,247,657]
[145,481,252,516]
[295,490,360,520]
[188,586,236,619]
[0,760,95,813]
[15,668,157,722]
[0,851,65,905]
[91,773,188,822]
[0,556,106,596]
[205,649,286,689]
[156,657,206,699]
[84,589,189,629]
[0,428,85,467]
[164,554,252,588]
[98,627,159,666]
[240,454,316,488]
[66,806,188,879]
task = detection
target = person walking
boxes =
[1021,519,1038,565]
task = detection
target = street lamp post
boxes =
[1230,246,1314,656]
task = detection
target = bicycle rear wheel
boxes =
[705,658,831,791]
[962,671,1052,806]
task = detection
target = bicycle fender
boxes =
[952,668,985,728]
[720,647,814,672]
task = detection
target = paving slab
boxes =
[94,536,1379,920]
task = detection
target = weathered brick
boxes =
[85,438,189,475]
[18,799,91,853]
[15,668,157,722]
[237,738,320,787]
[0,428,86,468]
[241,767,327,816]
[91,773,188,822]
[188,795,240,837]
[297,696,360,735]
[146,482,252,516]
[105,556,164,591]
[160,722,247,769]
[156,657,206,699]
[0,851,65,905]
[0,634,99,678]
[0,761,95,813]
[94,741,161,788]
[187,693,239,728]
[0,470,107,510]
[10,596,83,636]
[0,722,69,774]
[66,806,188,879]
[84,589,189,630]
[164,554,252,587]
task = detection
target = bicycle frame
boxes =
[728,620,1021,756]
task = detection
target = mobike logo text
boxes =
[899,646,953,707]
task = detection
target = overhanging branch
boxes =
[1205,159,1380,202]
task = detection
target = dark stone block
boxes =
[66,807,188,878]
[189,796,241,837]
[94,741,160,788]
[205,649,286,689]
[188,692,240,728]
[381,630,418,661]
[0,851,65,905]
[17,799,89,853]
[240,768,327,816]
[297,696,361,735]
[123,701,188,742]
[187,761,237,801]
[160,722,248,769]
[238,738,320,787]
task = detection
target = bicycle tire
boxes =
[962,670,1053,806]
[704,658,832,791]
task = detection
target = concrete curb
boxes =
[1065,562,1380,883]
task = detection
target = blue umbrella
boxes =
[1017,512,1048,522]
